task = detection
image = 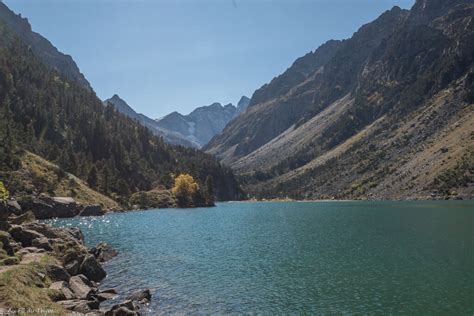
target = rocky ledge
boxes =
[8,194,107,220]
[0,203,150,315]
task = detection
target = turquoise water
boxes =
[50,201,474,314]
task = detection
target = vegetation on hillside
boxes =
[0,181,8,203]
[0,21,241,206]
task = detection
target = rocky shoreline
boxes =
[0,200,151,315]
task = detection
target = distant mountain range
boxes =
[104,95,250,148]
[205,0,474,200]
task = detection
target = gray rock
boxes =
[105,300,139,316]
[6,199,22,214]
[19,196,81,219]
[91,242,118,262]
[8,211,35,225]
[80,255,106,282]
[65,227,84,243]
[49,281,75,300]
[100,288,118,294]
[65,259,80,275]
[69,275,94,299]
[105,306,138,316]
[31,237,53,251]
[52,197,76,204]
[23,222,59,239]
[46,264,71,282]
[57,299,99,313]
[76,273,94,287]
[79,205,104,217]
[9,225,44,247]
[127,289,151,303]
[97,292,117,301]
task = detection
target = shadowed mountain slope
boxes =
[205,0,474,200]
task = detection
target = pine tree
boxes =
[204,175,215,205]
[87,166,98,188]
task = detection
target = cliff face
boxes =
[206,0,474,200]
[0,2,91,91]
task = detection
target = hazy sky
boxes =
[5,0,414,118]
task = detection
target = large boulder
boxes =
[18,196,81,219]
[23,222,59,239]
[105,300,139,316]
[6,199,22,215]
[69,275,94,299]
[64,227,84,244]
[79,205,104,217]
[8,211,36,225]
[127,289,151,304]
[49,281,75,300]
[31,237,53,251]
[9,225,45,247]
[46,264,71,282]
[79,255,106,282]
[64,259,80,276]
[91,242,118,262]
[57,299,99,313]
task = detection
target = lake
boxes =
[49,201,474,314]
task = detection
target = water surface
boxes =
[50,201,474,314]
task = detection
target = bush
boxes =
[0,181,9,203]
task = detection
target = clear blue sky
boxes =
[4,0,414,118]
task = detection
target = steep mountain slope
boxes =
[205,6,408,162]
[10,151,120,210]
[0,2,91,91]
[0,15,242,202]
[103,95,197,148]
[156,97,249,147]
[206,0,474,200]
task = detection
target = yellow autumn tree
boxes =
[0,181,9,203]
[172,173,200,207]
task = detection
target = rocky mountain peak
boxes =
[409,0,471,24]
[237,96,250,114]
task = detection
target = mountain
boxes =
[0,8,242,203]
[155,97,250,147]
[0,2,91,91]
[104,95,249,148]
[236,96,250,114]
[205,0,474,200]
[103,95,197,148]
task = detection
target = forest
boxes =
[0,21,242,206]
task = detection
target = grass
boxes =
[9,151,120,211]
[0,254,66,315]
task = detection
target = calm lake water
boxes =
[50,201,474,314]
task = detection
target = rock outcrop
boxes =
[0,204,151,315]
